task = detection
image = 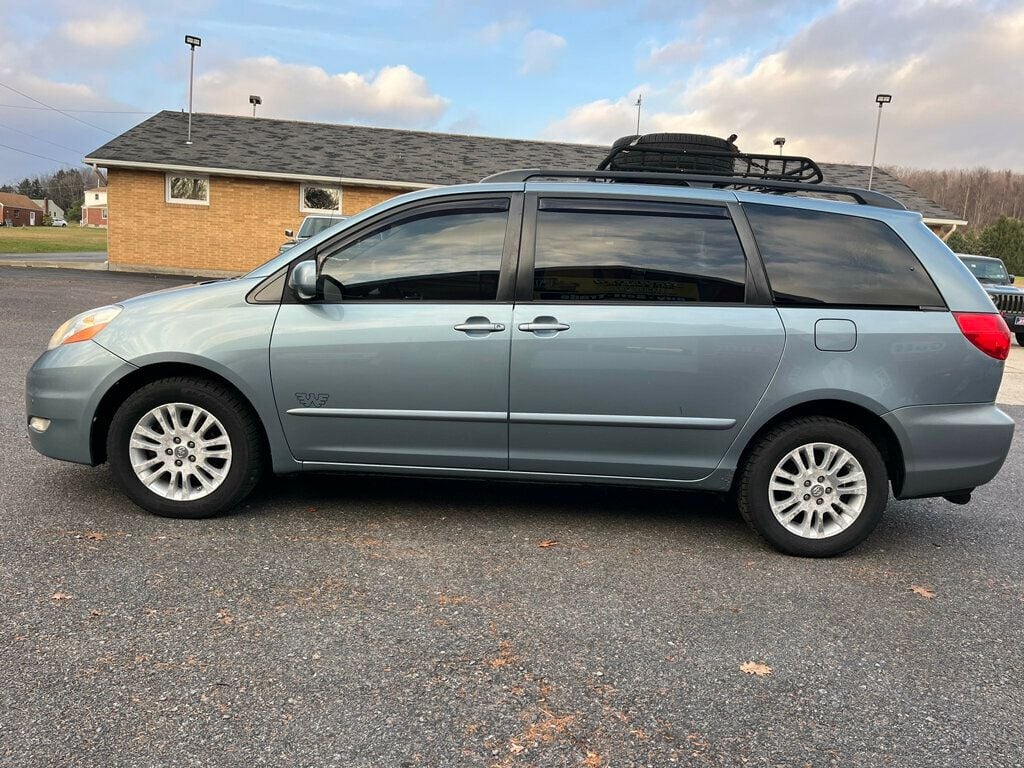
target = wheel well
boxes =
[734,400,906,495]
[90,362,269,465]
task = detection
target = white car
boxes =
[50,218,68,227]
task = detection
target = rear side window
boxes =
[744,204,943,307]
[532,200,747,303]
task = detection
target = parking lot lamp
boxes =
[249,95,262,118]
[773,137,786,155]
[868,93,892,190]
[185,35,202,145]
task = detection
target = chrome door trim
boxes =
[285,407,507,422]
[510,413,736,430]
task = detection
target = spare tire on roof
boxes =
[603,133,739,175]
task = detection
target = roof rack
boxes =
[598,143,824,184]
[480,169,907,211]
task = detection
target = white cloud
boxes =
[195,58,449,126]
[59,10,146,48]
[519,29,567,75]
[478,15,530,45]
[545,0,1024,170]
[641,39,704,69]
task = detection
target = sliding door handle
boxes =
[518,322,570,333]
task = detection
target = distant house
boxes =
[81,186,108,227]
[32,198,65,221]
[0,192,44,227]
[84,110,969,275]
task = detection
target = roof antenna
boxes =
[634,94,643,136]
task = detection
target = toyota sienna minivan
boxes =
[26,144,1015,556]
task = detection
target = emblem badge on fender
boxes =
[295,392,329,408]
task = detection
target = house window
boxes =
[101,209,107,220]
[165,173,210,205]
[300,183,341,213]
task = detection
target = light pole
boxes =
[868,93,892,190]
[634,94,642,135]
[185,35,202,145]
[249,94,262,118]
[773,137,786,156]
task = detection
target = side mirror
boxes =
[289,260,319,301]
[284,229,294,238]
[1009,275,1016,283]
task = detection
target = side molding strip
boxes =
[510,413,736,430]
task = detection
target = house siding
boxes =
[107,169,399,273]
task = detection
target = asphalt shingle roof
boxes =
[0,192,44,211]
[85,110,964,222]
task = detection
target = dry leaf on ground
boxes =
[85,532,108,541]
[909,584,936,599]
[740,661,772,676]
[51,592,73,601]
[537,539,559,548]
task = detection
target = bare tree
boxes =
[887,166,1024,231]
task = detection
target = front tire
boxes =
[107,377,264,518]
[1016,332,1024,347]
[736,417,888,557]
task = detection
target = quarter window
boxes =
[165,173,209,205]
[318,201,509,302]
[744,204,944,307]
[531,200,747,303]
[301,184,342,213]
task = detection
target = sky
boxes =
[1,0,1022,182]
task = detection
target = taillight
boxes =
[954,312,1011,360]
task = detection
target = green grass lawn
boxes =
[0,225,108,253]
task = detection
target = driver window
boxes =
[319,201,509,301]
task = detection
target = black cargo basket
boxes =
[598,136,824,185]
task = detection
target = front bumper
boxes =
[25,340,136,465]
[884,402,1015,499]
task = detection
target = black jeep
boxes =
[958,253,1024,346]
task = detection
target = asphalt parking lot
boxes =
[2,266,1022,768]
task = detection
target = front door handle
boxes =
[454,316,505,335]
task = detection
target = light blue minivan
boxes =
[26,165,1014,556]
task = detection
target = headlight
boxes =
[47,305,122,350]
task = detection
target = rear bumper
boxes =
[25,340,135,465]
[883,402,1015,499]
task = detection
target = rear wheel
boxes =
[736,417,888,557]
[107,377,264,518]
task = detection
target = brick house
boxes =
[84,110,967,275]
[0,192,44,227]
[81,186,108,228]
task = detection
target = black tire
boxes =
[106,377,264,519]
[736,417,888,557]
[606,133,737,175]
[1016,333,1024,347]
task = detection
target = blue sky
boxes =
[1,0,1021,181]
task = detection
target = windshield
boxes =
[960,257,1008,283]
[298,216,341,239]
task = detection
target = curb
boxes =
[0,259,109,271]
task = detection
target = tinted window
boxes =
[745,204,944,307]
[320,204,508,301]
[532,202,746,303]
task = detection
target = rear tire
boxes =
[736,417,888,557]
[106,377,264,519]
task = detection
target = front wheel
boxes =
[1016,333,1024,347]
[736,417,888,557]
[107,377,264,518]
